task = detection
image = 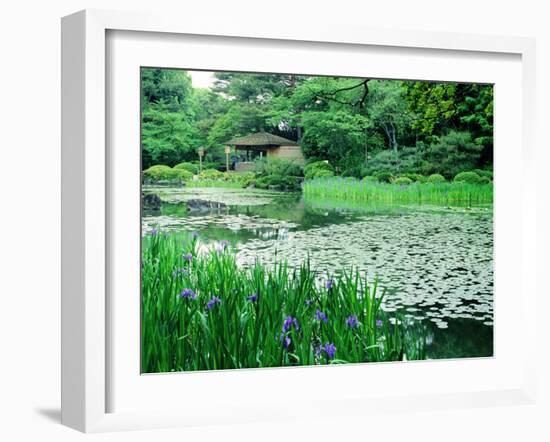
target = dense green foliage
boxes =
[141,68,493,178]
[141,231,426,372]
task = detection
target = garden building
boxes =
[226,132,304,171]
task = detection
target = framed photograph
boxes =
[61,9,537,432]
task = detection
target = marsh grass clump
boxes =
[303,176,492,205]
[141,231,426,373]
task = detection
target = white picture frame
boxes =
[61,9,537,433]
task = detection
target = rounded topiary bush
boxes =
[454,171,482,184]
[394,177,413,185]
[304,161,334,180]
[174,162,199,175]
[427,173,446,184]
[373,171,394,183]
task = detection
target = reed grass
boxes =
[141,230,426,373]
[303,177,493,206]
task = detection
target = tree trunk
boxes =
[365,129,368,165]
[383,123,398,154]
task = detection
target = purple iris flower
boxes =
[315,310,328,323]
[325,279,334,290]
[322,342,336,359]
[183,253,193,262]
[179,288,196,300]
[150,227,158,236]
[282,316,299,333]
[247,293,258,302]
[346,315,359,328]
[376,319,383,328]
[282,335,291,349]
[190,231,199,239]
[206,296,222,310]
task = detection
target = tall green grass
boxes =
[303,177,493,206]
[141,230,426,373]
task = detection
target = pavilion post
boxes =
[225,145,231,172]
[198,147,204,173]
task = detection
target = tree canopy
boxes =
[141,68,493,177]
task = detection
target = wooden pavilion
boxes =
[225,132,304,171]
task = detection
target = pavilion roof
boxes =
[226,132,299,147]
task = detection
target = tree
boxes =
[403,81,493,166]
[141,68,201,168]
[365,80,412,154]
[300,110,370,169]
[424,131,483,178]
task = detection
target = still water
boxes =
[143,186,493,360]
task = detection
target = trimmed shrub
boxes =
[401,173,427,183]
[251,174,302,191]
[427,173,446,184]
[304,161,334,180]
[311,169,335,179]
[239,173,256,188]
[254,158,303,178]
[174,162,199,175]
[202,162,221,171]
[373,171,394,183]
[361,175,377,183]
[143,165,175,181]
[454,171,482,184]
[200,169,224,180]
[142,165,193,183]
[478,176,492,184]
[472,169,493,179]
[394,177,413,185]
[174,169,194,181]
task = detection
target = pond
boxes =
[143,185,494,360]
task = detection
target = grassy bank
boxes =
[141,230,426,373]
[304,177,493,205]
